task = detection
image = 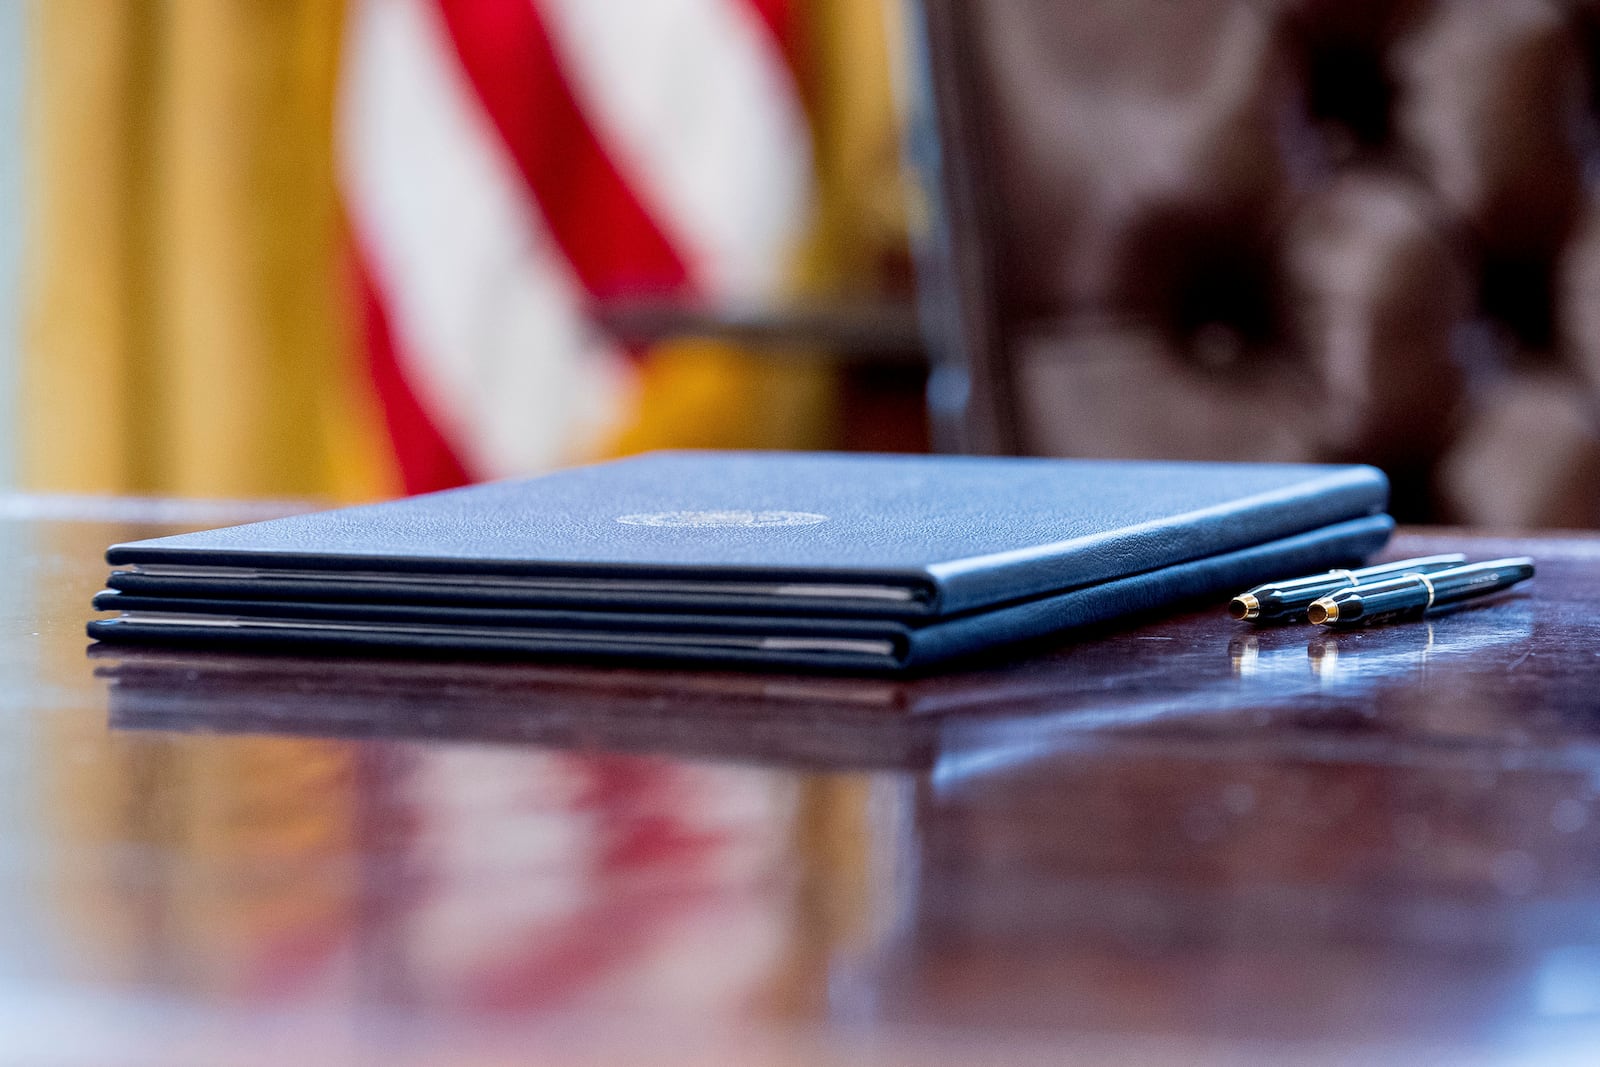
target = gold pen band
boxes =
[1406,572,1436,609]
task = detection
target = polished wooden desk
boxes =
[7,499,1600,1064]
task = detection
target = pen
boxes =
[1308,557,1535,627]
[1229,553,1469,622]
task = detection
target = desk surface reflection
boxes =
[8,504,1600,1064]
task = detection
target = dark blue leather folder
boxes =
[89,452,1393,672]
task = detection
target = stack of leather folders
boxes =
[89,451,1393,673]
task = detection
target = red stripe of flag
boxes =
[743,0,797,68]
[352,248,474,494]
[434,0,692,301]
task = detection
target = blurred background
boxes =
[3,0,1600,525]
[2,0,919,504]
[5,2,1600,1042]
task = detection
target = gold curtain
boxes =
[23,0,397,501]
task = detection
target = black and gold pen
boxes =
[1229,553,1468,623]
[1307,557,1535,628]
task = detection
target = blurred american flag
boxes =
[339,0,813,493]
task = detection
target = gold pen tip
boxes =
[1308,598,1338,625]
[1228,594,1259,621]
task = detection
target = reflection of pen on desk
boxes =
[1307,625,1436,679]
[1308,558,1535,628]
[1229,554,1468,622]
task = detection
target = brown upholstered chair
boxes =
[911,0,1600,525]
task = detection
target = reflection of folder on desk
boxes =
[96,649,948,769]
[89,451,1392,673]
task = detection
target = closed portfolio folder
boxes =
[89,451,1393,672]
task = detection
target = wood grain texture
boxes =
[12,509,1600,1063]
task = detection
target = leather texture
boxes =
[104,451,1388,617]
[89,511,1393,673]
[102,572,935,619]
[91,590,913,637]
[914,0,1600,526]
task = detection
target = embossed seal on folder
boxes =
[616,510,829,528]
